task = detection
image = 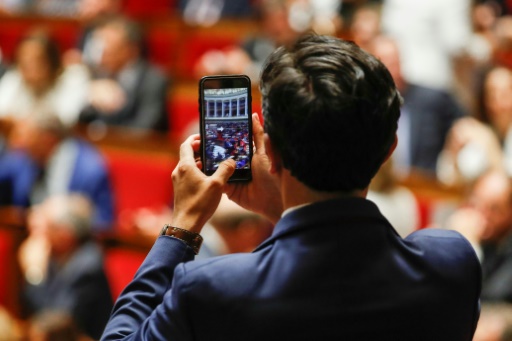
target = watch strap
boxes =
[160,224,203,255]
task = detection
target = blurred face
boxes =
[8,119,57,165]
[96,25,136,75]
[78,0,121,22]
[262,6,298,46]
[484,68,512,138]
[469,172,512,242]
[370,38,403,90]
[30,200,76,259]
[351,8,380,48]
[17,40,54,94]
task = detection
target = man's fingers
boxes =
[180,134,201,163]
[252,114,265,155]
[211,159,236,185]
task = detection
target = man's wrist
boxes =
[160,224,203,255]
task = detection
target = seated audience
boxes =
[437,66,512,186]
[179,0,255,26]
[0,47,7,80]
[79,16,169,133]
[369,35,466,176]
[473,303,512,341]
[28,310,91,341]
[446,170,512,302]
[0,305,22,340]
[0,32,90,128]
[0,114,114,229]
[18,194,113,340]
[479,66,512,174]
[367,158,419,237]
[199,194,273,258]
[349,3,382,52]
[437,116,504,186]
[64,0,123,66]
[194,0,302,83]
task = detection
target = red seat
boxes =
[0,230,14,309]
[104,247,147,299]
[103,149,176,220]
[146,27,178,76]
[122,0,174,18]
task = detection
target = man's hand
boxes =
[224,114,283,225]
[171,134,235,233]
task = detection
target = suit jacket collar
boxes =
[254,196,393,252]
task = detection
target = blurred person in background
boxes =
[0,114,114,229]
[473,303,512,341]
[481,67,512,174]
[28,310,92,341]
[67,0,123,65]
[194,0,304,83]
[436,66,512,186]
[369,35,466,177]
[18,194,113,340]
[446,170,512,302]
[349,3,381,52]
[0,305,22,341]
[179,0,255,27]
[123,194,272,259]
[0,32,90,128]
[367,158,419,237]
[201,194,273,257]
[493,15,512,69]
[79,16,169,133]
[381,0,473,93]
[0,47,7,80]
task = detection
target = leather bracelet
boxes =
[160,224,203,255]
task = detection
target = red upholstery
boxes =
[123,0,174,18]
[104,247,147,299]
[0,21,79,62]
[174,34,241,79]
[146,28,178,75]
[168,93,199,141]
[0,230,13,309]
[416,196,433,229]
[103,149,176,220]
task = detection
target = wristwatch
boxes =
[160,224,203,255]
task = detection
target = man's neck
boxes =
[279,169,368,212]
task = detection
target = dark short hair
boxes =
[260,34,401,192]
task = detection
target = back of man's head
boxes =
[260,33,401,192]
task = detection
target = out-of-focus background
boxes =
[0,0,511,339]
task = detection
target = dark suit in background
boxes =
[24,241,113,340]
[400,84,466,175]
[80,60,169,132]
[0,138,114,230]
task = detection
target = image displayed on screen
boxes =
[203,87,250,172]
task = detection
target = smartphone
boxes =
[199,75,253,182]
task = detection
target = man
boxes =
[20,194,113,340]
[369,35,466,176]
[0,114,114,229]
[79,16,169,132]
[447,170,512,302]
[101,34,481,340]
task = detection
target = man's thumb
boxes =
[212,158,236,183]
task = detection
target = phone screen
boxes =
[199,75,252,182]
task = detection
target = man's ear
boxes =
[264,133,282,174]
[383,134,398,163]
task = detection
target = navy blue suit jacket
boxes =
[0,138,114,229]
[102,197,481,340]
